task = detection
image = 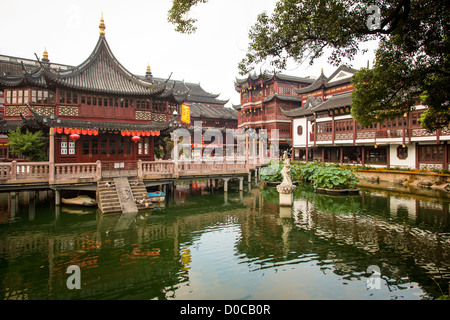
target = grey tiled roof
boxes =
[281,96,323,117]
[294,66,357,94]
[150,78,229,106]
[281,92,352,118]
[41,35,168,96]
[263,94,303,103]
[0,36,189,102]
[313,92,352,111]
[188,103,238,120]
[235,72,315,89]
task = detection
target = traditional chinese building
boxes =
[283,66,450,170]
[233,73,314,153]
[0,15,232,163]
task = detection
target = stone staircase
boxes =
[97,177,152,214]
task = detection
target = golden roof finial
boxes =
[43,47,48,60]
[99,12,106,35]
[147,63,151,73]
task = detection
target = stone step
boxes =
[97,178,150,214]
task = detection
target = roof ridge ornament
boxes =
[42,47,49,63]
[99,12,106,35]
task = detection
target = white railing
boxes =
[140,160,176,176]
[0,156,273,185]
[54,162,99,181]
[0,161,50,181]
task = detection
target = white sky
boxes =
[0,0,378,107]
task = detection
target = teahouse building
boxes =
[0,15,234,163]
[233,73,314,153]
[283,66,450,170]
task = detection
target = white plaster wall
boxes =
[293,118,308,148]
[389,144,416,169]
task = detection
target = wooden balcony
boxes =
[310,127,448,144]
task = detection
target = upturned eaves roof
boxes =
[41,35,167,96]
[282,92,352,118]
[189,103,238,120]
[294,66,358,94]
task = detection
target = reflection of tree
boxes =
[262,184,362,215]
[313,194,361,215]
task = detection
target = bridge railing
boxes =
[54,162,100,181]
[177,160,247,175]
[0,161,50,181]
[0,157,272,184]
[140,160,176,177]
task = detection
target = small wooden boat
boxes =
[147,191,165,203]
[62,195,97,207]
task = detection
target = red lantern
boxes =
[87,129,93,136]
[64,128,70,135]
[76,128,81,134]
[70,133,80,141]
[56,127,63,134]
[121,131,126,136]
[81,129,87,135]
[131,136,141,143]
[93,129,99,136]
[156,131,160,136]
[136,131,141,136]
[126,131,131,136]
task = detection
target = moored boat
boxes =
[61,195,97,207]
[147,191,165,203]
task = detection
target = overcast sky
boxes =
[1,0,377,107]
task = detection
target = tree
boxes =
[154,136,174,160]
[168,0,450,131]
[8,127,47,161]
[167,0,208,34]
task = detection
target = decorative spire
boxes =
[99,12,106,35]
[42,47,49,63]
[145,63,153,82]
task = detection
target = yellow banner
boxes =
[181,104,190,124]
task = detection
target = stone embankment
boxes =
[356,169,450,199]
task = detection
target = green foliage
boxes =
[167,0,208,34]
[238,0,375,74]
[309,164,359,190]
[259,161,283,183]
[260,161,359,190]
[154,136,174,160]
[168,0,450,132]
[7,127,47,161]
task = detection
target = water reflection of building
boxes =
[0,187,248,299]
[290,189,450,294]
[0,187,449,299]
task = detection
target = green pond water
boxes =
[0,181,449,300]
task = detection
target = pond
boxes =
[0,180,449,300]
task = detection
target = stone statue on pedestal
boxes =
[277,151,296,206]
